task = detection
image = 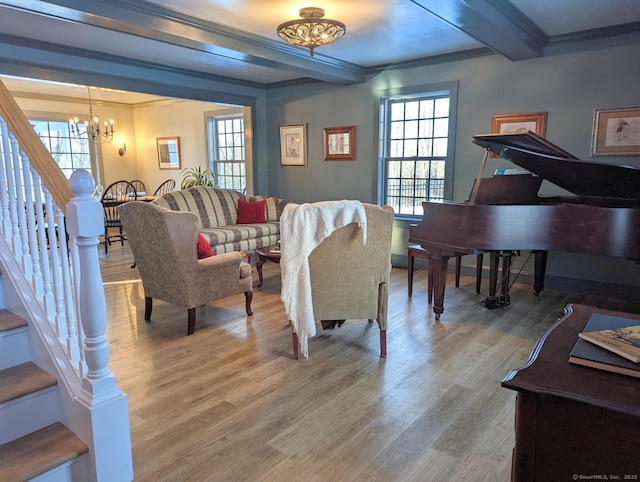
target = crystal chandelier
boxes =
[69,87,115,143]
[277,7,346,57]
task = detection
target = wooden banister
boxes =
[0,79,73,215]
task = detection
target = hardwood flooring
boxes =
[99,245,640,481]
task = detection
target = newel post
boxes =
[66,169,114,390]
[66,169,133,481]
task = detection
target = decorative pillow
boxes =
[196,233,214,259]
[237,199,266,224]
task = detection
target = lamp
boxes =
[69,87,115,144]
[118,142,127,157]
[277,7,346,57]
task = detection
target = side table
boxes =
[256,247,281,288]
[502,303,640,481]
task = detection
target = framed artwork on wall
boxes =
[157,137,181,170]
[591,106,640,156]
[491,112,547,157]
[280,124,306,166]
[323,126,356,161]
[492,112,548,136]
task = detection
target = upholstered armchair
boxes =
[280,201,394,359]
[118,201,253,335]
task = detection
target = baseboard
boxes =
[393,254,640,301]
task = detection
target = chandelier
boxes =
[69,87,115,143]
[277,7,346,57]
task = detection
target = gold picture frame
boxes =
[280,124,307,166]
[591,106,640,156]
[157,137,181,170]
[491,112,547,157]
[323,126,356,161]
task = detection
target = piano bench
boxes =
[408,245,482,298]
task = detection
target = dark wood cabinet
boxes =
[502,303,640,481]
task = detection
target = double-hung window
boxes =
[208,115,246,192]
[378,81,458,219]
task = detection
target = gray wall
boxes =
[3,37,639,293]
[265,43,640,292]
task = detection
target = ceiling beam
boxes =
[0,0,366,84]
[411,0,548,60]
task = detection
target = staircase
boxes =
[0,315,90,479]
[0,310,89,481]
[0,79,133,480]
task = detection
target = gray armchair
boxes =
[281,202,394,359]
[118,201,253,335]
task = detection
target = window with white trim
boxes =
[30,120,92,179]
[379,82,457,219]
[208,116,246,192]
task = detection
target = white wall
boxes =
[18,96,138,187]
[132,100,240,193]
[17,94,242,194]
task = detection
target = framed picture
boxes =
[157,137,181,170]
[323,126,356,161]
[491,112,547,157]
[492,112,548,136]
[280,124,306,166]
[591,106,640,156]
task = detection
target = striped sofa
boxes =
[153,186,288,255]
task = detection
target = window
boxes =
[209,116,246,192]
[378,82,458,219]
[30,120,92,179]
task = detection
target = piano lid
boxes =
[472,131,640,201]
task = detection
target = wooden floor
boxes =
[99,244,640,482]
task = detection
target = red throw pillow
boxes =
[237,199,266,224]
[196,233,214,259]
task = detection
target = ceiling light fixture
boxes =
[69,87,115,144]
[277,7,346,57]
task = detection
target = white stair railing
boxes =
[0,110,132,479]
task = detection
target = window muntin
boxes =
[381,93,452,218]
[30,120,91,179]
[210,116,246,192]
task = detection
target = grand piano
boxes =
[409,131,640,319]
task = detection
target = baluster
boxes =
[45,191,67,340]
[33,172,55,316]
[66,170,117,393]
[0,118,11,235]
[10,135,31,274]
[55,205,79,363]
[4,126,19,254]
[20,149,43,295]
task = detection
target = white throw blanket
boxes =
[280,200,367,358]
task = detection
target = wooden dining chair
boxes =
[101,180,137,254]
[153,179,176,196]
[131,179,146,194]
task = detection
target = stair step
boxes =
[0,310,30,371]
[0,309,27,333]
[0,422,89,482]
[0,362,57,404]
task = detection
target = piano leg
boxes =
[533,250,548,295]
[430,255,450,320]
[428,254,434,305]
[476,253,483,293]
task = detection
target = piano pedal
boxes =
[484,294,510,309]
